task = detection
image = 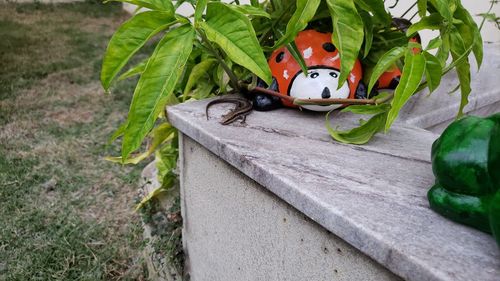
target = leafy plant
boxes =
[101,0,491,202]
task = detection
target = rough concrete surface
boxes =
[167,97,500,281]
[179,135,401,281]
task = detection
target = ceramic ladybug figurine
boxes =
[252,29,365,112]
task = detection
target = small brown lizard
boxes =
[205,97,253,125]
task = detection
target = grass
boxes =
[0,1,152,280]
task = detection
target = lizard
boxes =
[205,97,253,125]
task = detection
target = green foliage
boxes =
[422,51,442,94]
[200,2,271,84]
[101,11,176,90]
[326,0,364,88]
[326,104,390,145]
[386,50,426,130]
[367,46,406,94]
[122,25,194,159]
[100,0,487,206]
[269,0,321,49]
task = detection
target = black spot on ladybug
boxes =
[322,42,336,52]
[388,76,401,90]
[329,72,338,78]
[276,52,285,63]
[310,72,319,79]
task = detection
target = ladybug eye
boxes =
[329,72,338,78]
[276,52,285,63]
[310,72,319,79]
[322,42,336,52]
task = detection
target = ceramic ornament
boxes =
[265,29,364,112]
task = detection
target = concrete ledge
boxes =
[167,97,499,281]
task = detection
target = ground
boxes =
[0,2,153,280]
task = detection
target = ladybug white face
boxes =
[289,68,350,112]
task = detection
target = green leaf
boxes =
[107,121,129,145]
[359,10,374,58]
[386,51,426,130]
[429,0,452,22]
[200,2,272,84]
[107,0,174,12]
[341,103,391,115]
[195,0,207,23]
[101,11,176,90]
[106,122,176,165]
[418,0,428,17]
[353,0,391,24]
[192,79,215,100]
[118,59,147,81]
[423,51,443,94]
[183,58,216,100]
[406,13,443,36]
[229,4,271,18]
[286,41,308,75]
[273,28,308,75]
[326,109,388,145]
[367,46,406,94]
[122,25,195,160]
[269,0,321,49]
[454,2,483,68]
[135,186,166,211]
[449,29,471,118]
[436,32,450,66]
[326,0,364,89]
[425,37,442,50]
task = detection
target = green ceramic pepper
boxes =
[427,113,500,248]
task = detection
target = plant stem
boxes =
[247,85,295,102]
[198,30,240,90]
[480,0,497,30]
[242,83,391,106]
[294,98,378,106]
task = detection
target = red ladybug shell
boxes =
[268,30,362,108]
[378,66,402,89]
